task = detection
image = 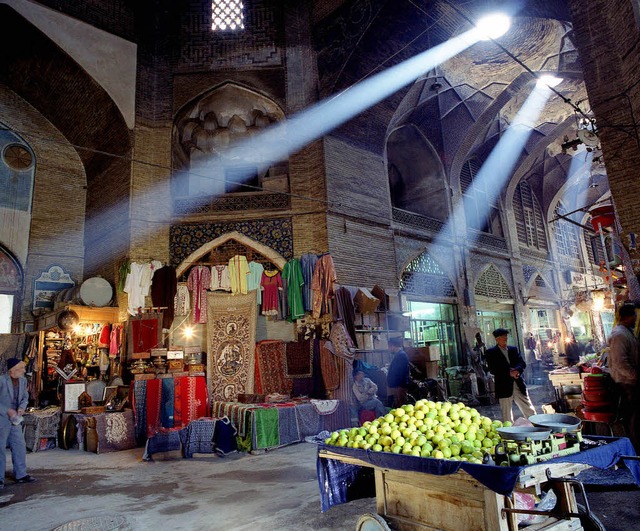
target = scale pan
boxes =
[528,413,582,433]
[497,426,551,441]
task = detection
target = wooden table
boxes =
[318,449,589,531]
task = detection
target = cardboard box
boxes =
[354,288,380,314]
[425,361,439,379]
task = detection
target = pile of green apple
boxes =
[325,400,511,463]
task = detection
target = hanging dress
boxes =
[260,270,282,316]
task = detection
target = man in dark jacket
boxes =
[387,336,409,407]
[485,328,536,423]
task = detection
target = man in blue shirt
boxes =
[1,358,36,488]
[387,336,409,407]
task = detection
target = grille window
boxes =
[212,0,244,31]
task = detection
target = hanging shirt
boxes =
[247,262,265,304]
[210,265,231,291]
[261,270,282,316]
[187,266,211,324]
[228,255,250,295]
[174,282,190,316]
[124,260,163,315]
[300,253,318,312]
[282,258,305,322]
[311,254,337,318]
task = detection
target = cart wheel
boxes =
[577,503,606,531]
[355,513,391,531]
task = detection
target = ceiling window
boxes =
[212,0,245,31]
[461,158,503,237]
[554,202,583,267]
[514,181,548,251]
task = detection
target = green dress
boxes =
[282,258,305,321]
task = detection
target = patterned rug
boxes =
[255,340,293,395]
[95,410,136,454]
[285,339,313,377]
[207,291,257,401]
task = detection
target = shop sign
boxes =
[568,271,605,290]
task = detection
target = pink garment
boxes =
[109,325,121,357]
[187,266,211,324]
[260,271,282,316]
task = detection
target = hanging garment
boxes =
[124,260,163,315]
[98,324,111,347]
[300,253,318,312]
[174,282,190,316]
[210,265,231,291]
[311,254,337,318]
[277,276,289,321]
[109,325,122,357]
[187,265,211,324]
[333,286,358,346]
[228,255,250,295]
[247,261,265,304]
[282,258,305,322]
[260,270,282,316]
[151,265,178,329]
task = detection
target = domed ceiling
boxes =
[312,0,606,223]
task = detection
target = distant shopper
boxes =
[607,303,639,451]
[352,370,387,418]
[387,336,409,407]
[485,328,536,423]
[0,359,36,488]
[565,335,581,366]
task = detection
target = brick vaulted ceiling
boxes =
[312,0,605,217]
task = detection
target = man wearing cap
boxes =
[1,358,36,488]
[485,328,536,423]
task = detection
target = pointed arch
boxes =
[400,250,457,298]
[474,264,513,300]
[176,231,286,277]
[0,243,23,293]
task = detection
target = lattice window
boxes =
[534,275,546,288]
[475,265,512,299]
[212,0,245,31]
[514,181,548,251]
[461,157,503,236]
[400,252,456,298]
[554,202,582,267]
[523,265,536,283]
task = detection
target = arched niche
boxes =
[474,264,513,301]
[172,82,287,199]
[176,231,287,277]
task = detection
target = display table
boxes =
[23,407,61,452]
[211,399,348,452]
[142,417,237,460]
[317,437,640,531]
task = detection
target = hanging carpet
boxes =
[207,291,257,401]
[255,340,293,395]
[285,339,313,377]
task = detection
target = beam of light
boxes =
[434,79,559,252]
[475,13,511,40]
[537,75,563,88]
[189,26,499,187]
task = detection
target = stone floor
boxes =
[0,379,637,531]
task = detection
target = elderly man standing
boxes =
[1,358,36,489]
[607,303,639,451]
[485,328,536,423]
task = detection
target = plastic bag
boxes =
[515,489,557,526]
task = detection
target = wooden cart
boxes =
[319,448,595,531]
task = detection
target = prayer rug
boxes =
[255,340,293,395]
[207,292,257,401]
[161,377,174,428]
[145,378,162,438]
[131,380,147,445]
[95,410,136,454]
[184,376,209,425]
[285,339,313,377]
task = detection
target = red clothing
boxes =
[260,271,282,316]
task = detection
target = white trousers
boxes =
[499,381,536,423]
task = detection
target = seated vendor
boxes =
[352,370,387,419]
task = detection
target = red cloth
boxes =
[184,376,209,424]
[174,376,185,428]
[145,378,162,438]
[98,325,111,347]
[129,316,160,354]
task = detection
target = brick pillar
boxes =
[568,0,640,300]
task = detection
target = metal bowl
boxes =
[528,413,582,433]
[497,426,552,441]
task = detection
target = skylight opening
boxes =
[212,0,245,32]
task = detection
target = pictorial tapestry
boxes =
[207,291,257,401]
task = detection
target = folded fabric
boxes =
[253,407,279,450]
[311,399,339,415]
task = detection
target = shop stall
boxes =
[318,436,640,530]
